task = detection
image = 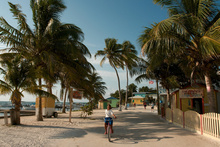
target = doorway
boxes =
[192,98,203,114]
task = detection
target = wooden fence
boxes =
[165,108,220,138]
[203,113,220,138]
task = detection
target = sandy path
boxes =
[0,106,220,147]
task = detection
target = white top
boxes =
[105,109,114,118]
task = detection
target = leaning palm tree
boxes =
[0,0,91,121]
[95,38,124,111]
[121,41,138,110]
[142,0,220,112]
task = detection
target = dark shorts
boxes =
[144,105,146,107]
[151,106,154,109]
[105,117,113,125]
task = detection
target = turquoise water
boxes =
[0,101,85,117]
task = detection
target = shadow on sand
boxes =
[84,109,196,144]
[18,124,87,139]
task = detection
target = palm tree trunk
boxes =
[15,101,21,125]
[204,70,216,112]
[62,88,68,113]
[165,88,169,110]
[69,90,72,123]
[156,79,160,115]
[47,81,53,94]
[13,92,21,125]
[37,78,43,121]
[112,65,122,111]
[125,66,129,110]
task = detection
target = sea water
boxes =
[0,101,86,117]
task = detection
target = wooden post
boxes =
[202,98,204,114]
[4,111,8,125]
[218,114,220,138]
[183,111,185,128]
[180,98,182,110]
[172,109,173,123]
[176,95,178,108]
[200,114,203,135]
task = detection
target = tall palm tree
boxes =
[132,58,162,112]
[121,41,138,109]
[141,0,220,112]
[31,0,92,120]
[0,1,91,121]
[95,38,124,111]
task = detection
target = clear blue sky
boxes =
[0,0,168,102]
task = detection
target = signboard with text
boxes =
[72,91,83,99]
[179,89,203,98]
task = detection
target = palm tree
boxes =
[31,0,92,120]
[95,38,124,111]
[127,83,137,96]
[0,0,91,121]
[139,86,150,92]
[121,41,138,110]
[86,72,107,103]
[0,56,56,124]
[132,58,162,112]
[141,0,220,112]
[58,54,93,114]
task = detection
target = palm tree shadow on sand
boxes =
[109,135,173,144]
[85,110,194,144]
[19,124,87,139]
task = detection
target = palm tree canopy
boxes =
[139,0,220,86]
[0,1,92,91]
[95,38,124,69]
[144,0,220,61]
[121,40,138,70]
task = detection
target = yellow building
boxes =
[35,97,57,117]
[171,84,218,114]
[129,95,147,105]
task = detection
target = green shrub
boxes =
[80,103,94,118]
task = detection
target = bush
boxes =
[80,103,94,118]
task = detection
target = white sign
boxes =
[179,89,203,98]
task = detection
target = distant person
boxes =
[143,102,147,109]
[151,103,155,112]
[104,104,117,134]
[133,103,136,107]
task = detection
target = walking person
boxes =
[151,103,155,112]
[143,102,147,110]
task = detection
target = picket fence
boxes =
[165,108,220,138]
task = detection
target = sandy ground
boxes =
[0,106,220,147]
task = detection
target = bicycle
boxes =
[107,121,112,142]
[104,117,115,142]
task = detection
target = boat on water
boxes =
[22,104,35,110]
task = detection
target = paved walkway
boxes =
[51,106,220,147]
